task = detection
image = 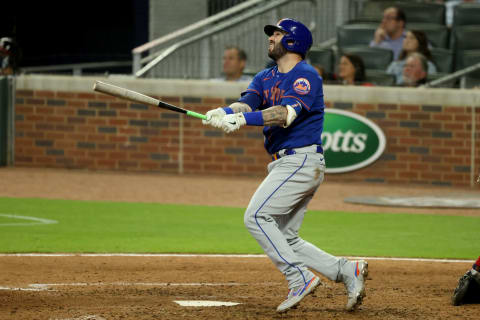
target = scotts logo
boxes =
[322,109,386,173]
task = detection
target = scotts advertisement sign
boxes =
[322,109,386,173]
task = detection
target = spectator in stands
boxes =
[369,7,407,60]
[216,46,252,82]
[312,64,334,83]
[386,30,437,85]
[402,52,428,87]
[0,37,14,75]
[337,54,373,86]
[312,64,326,79]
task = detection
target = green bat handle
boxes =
[186,111,207,120]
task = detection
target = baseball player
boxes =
[203,18,368,313]
[452,256,480,305]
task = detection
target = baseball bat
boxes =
[92,81,207,120]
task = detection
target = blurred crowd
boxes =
[0,37,15,75]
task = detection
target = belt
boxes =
[271,145,323,161]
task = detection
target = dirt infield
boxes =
[0,167,479,319]
[0,255,478,320]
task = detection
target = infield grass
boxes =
[0,197,478,259]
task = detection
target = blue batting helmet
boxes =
[264,18,313,57]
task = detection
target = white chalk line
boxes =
[0,213,58,226]
[0,281,269,292]
[174,300,241,307]
[49,315,106,320]
[0,253,474,263]
[0,285,54,292]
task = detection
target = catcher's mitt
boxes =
[452,270,480,306]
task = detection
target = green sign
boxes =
[322,109,386,173]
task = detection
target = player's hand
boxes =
[220,113,246,133]
[202,108,226,128]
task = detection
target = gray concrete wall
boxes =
[149,0,208,40]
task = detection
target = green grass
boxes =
[0,197,478,259]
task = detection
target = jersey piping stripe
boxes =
[245,88,261,96]
[263,70,275,81]
[282,95,311,111]
[253,154,309,286]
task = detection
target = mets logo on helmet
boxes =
[293,78,311,95]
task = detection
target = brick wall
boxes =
[326,101,480,187]
[12,76,480,187]
[14,88,270,175]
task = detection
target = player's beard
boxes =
[268,41,287,61]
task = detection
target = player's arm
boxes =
[218,104,299,133]
[202,94,256,127]
[203,71,264,127]
[261,105,287,126]
[219,71,318,132]
[228,102,252,113]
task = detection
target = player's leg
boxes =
[277,159,368,311]
[281,201,368,311]
[474,256,480,279]
[244,154,320,312]
[452,256,480,305]
[279,194,347,281]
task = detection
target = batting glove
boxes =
[202,108,226,128]
[220,113,246,133]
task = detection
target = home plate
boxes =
[174,300,241,307]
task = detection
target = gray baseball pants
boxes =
[244,150,349,289]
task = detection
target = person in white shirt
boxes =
[386,30,437,85]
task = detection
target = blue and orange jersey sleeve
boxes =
[239,71,266,111]
[280,69,322,113]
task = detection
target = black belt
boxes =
[272,145,323,161]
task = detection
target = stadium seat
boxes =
[339,46,393,71]
[337,24,377,48]
[453,3,480,28]
[451,25,480,51]
[430,48,454,73]
[407,23,449,49]
[398,2,445,25]
[356,1,396,23]
[425,72,457,88]
[464,77,480,88]
[456,50,480,79]
[357,1,446,25]
[365,70,396,86]
[307,47,334,75]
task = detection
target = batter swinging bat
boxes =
[92,81,207,120]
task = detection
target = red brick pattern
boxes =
[14,90,269,175]
[14,89,479,186]
[327,102,479,187]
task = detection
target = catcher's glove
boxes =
[452,269,480,306]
